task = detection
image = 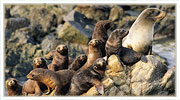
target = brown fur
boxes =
[106,29,147,66]
[45,50,56,60]
[48,44,69,71]
[92,20,112,57]
[80,39,103,71]
[6,78,22,96]
[33,57,48,69]
[68,58,107,95]
[68,54,87,71]
[27,68,75,96]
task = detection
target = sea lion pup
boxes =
[48,44,69,71]
[68,54,87,71]
[45,50,56,60]
[68,58,107,95]
[6,78,22,96]
[122,8,166,55]
[45,50,74,65]
[33,57,48,69]
[106,29,147,66]
[27,68,75,96]
[80,39,103,71]
[92,20,112,57]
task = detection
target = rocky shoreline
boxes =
[5,4,175,96]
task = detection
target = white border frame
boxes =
[0,0,179,100]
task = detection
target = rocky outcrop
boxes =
[82,55,175,96]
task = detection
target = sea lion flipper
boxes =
[95,83,104,95]
[141,55,148,63]
[90,78,104,95]
[44,86,51,95]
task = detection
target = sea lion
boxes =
[122,8,166,55]
[6,78,22,96]
[68,58,107,95]
[45,50,56,60]
[22,79,48,96]
[48,44,69,71]
[68,54,87,71]
[33,57,48,69]
[45,50,74,65]
[80,39,103,70]
[106,29,147,66]
[92,20,112,57]
[27,68,75,96]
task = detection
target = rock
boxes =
[154,14,175,38]
[5,17,30,41]
[41,33,61,54]
[74,5,110,22]
[57,22,89,45]
[160,66,175,92]
[131,55,168,83]
[64,10,94,38]
[119,84,130,94]
[81,86,99,96]
[102,78,114,89]
[131,55,168,95]
[109,6,124,21]
[108,86,119,96]
[107,55,124,72]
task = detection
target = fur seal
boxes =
[80,39,103,70]
[68,58,107,95]
[68,54,87,71]
[106,29,147,66]
[48,44,69,71]
[45,50,56,60]
[122,8,166,55]
[27,68,75,96]
[92,20,112,57]
[33,57,48,69]
[6,78,22,96]
[22,79,48,96]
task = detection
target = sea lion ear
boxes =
[95,83,104,95]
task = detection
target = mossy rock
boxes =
[58,22,89,45]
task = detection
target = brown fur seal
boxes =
[27,68,75,96]
[22,79,48,96]
[48,44,69,71]
[33,57,48,69]
[45,50,74,65]
[106,29,147,66]
[45,50,56,60]
[122,8,166,55]
[68,58,107,95]
[80,39,103,70]
[68,54,87,71]
[6,78,22,96]
[92,20,112,57]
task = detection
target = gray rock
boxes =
[64,10,94,38]
[5,17,30,41]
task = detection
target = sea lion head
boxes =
[92,58,107,71]
[111,29,129,39]
[142,8,166,22]
[56,44,68,55]
[6,78,18,89]
[77,54,87,64]
[27,68,46,81]
[88,39,102,47]
[96,20,112,30]
[33,57,46,67]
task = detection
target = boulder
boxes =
[109,6,124,21]
[5,17,30,41]
[58,10,93,45]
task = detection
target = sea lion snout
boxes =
[146,8,166,22]
[154,10,166,22]
[33,57,42,66]
[8,79,17,86]
[88,39,99,47]
[56,44,68,54]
